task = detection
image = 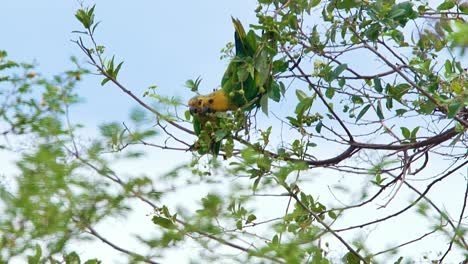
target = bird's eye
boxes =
[208,99,214,104]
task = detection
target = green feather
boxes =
[222,18,267,110]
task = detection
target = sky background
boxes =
[1,1,467,263]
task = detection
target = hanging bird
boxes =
[188,17,277,156]
[188,17,275,115]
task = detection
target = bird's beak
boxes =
[202,106,214,114]
[189,107,198,114]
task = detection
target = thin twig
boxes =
[86,225,160,264]
[439,177,468,261]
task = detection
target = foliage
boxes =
[1,0,468,263]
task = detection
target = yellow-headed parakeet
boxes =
[188,17,280,156]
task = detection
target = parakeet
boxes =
[188,17,274,115]
[188,90,235,115]
[188,17,277,156]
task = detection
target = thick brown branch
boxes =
[351,127,459,150]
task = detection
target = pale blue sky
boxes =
[1,1,260,262]
[2,1,467,263]
[1,1,258,126]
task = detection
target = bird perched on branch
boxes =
[188,17,279,156]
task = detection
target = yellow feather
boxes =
[189,90,236,114]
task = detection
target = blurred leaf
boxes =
[333,64,347,77]
[437,0,456,10]
[296,89,308,101]
[356,104,371,122]
[130,107,146,123]
[260,93,269,115]
[351,95,364,104]
[447,100,462,118]
[326,87,335,99]
[65,252,81,264]
[152,216,176,229]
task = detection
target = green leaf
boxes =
[328,211,337,219]
[394,256,404,264]
[351,95,363,104]
[246,214,257,224]
[107,56,115,74]
[396,109,407,116]
[444,59,453,77]
[260,93,269,115]
[342,251,360,264]
[401,127,410,139]
[268,81,281,102]
[410,127,419,140]
[356,104,371,122]
[130,108,146,123]
[450,81,462,95]
[295,97,313,116]
[447,100,462,118]
[311,0,321,8]
[65,252,81,264]
[185,77,202,92]
[184,110,191,121]
[336,0,360,10]
[252,177,261,191]
[272,60,289,74]
[75,5,96,29]
[101,77,110,86]
[0,61,19,71]
[461,2,468,14]
[437,0,456,10]
[152,216,176,229]
[373,77,382,92]
[386,97,393,110]
[334,64,347,77]
[325,87,335,99]
[376,101,384,120]
[84,260,100,264]
[296,89,308,101]
[365,23,381,41]
[27,244,42,264]
[236,220,243,230]
[388,83,410,100]
[315,121,323,133]
[215,130,227,142]
[271,235,279,246]
[338,78,346,87]
[418,100,436,114]
[287,116,300,127]
[389,8,406,18]
[113,61,124,78]
[279,81,286,95]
